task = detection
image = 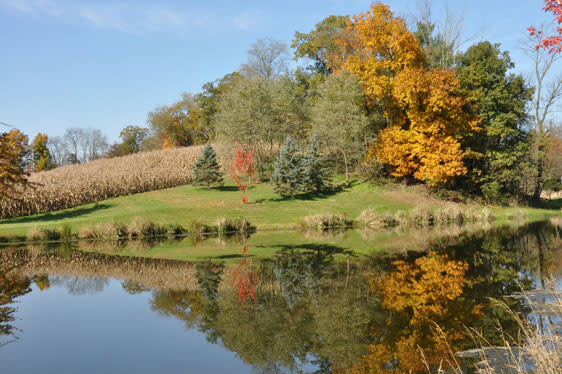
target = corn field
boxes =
[0,145,226,219]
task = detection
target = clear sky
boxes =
[0,0,558,142]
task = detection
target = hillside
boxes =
[0,179,559,240]
[0,145,228,219]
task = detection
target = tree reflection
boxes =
[0,272,32,347]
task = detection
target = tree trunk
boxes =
[342,150,349,187]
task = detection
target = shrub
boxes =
[408,207,434,226]
[166,224,188,238]
[358,209,398,229]
[190,220,215,236]
[60,224,73,241]
[78,222,128,240]
[28,227,61,242]
[298,214,353,231]
[128,219,167,239]
[192,144,223,189]
[215,217,255,236]
[481,181,506,205]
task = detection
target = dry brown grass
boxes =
[0,145,227,219]
[453,287,562,374]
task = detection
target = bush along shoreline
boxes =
[0,217,256,245]
[298,205,496,232]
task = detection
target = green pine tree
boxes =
[301,134,329,193]
[272,136,305,198]
[193,144,223,189]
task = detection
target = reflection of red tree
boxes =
[231,247,259,303]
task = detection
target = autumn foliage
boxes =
[231,247,259,303]
[229,147,258,204]
[335,254,483,374]
[331,3,478,186]
[0,130,29,202]
[528,0,562,53]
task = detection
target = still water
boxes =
[1,220,561,373]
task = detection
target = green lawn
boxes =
[0,179,559,240]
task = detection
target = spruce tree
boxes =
[272,136,305,198]
[193,144,223,189]
[301,134,329,193]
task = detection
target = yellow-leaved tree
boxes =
[330,3,479,186]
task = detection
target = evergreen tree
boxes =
[193,144,223,189]
[272,136,305,198]
[301,134,329,193]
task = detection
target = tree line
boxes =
[2,1,562,204]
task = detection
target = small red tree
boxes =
[229,147,258,204]
[529,0,562,53]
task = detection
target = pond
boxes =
[1,219,561,373]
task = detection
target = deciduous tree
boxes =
[331,3,478,186]
[118,125,149,155]
[31,133,54,172]
[292,15,348,75]
[456,42,533,199]
[310,72,369,186]
[147,93,205,148]
[528,0,562,53]
[0,130,29,201]
[241,38,289,79]
[229,148,258,204]
[216,76,304,177]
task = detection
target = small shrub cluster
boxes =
[215,217,254,235]
[28,227,61,242]
[298,214,353,231]
[359,209,399,229]
[358,205,495,230]
[73,217,254,241]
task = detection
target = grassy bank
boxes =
[0,179,559,240]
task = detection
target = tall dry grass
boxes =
[454,288,562,374]
[0,146,226,218]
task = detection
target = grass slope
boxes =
[0,179,559,238]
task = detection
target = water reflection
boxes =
[0,220,561,373]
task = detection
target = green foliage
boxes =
[215,76,305,177]
[457,42,533,198]
[310,72,369,186]
[414,21,458,69]
[147,93,206,148]
[272,136,305,198]
[118,125,149,155]
[32,133,54,172]
[481,181,506,205]
[272,136,329,198]
[292,15,348,75]
[300,134,329,193]
[193,144,223,189]
[195,72,241,141]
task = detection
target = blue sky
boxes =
[0,0,558,142]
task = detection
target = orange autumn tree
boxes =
[330,3,479,186]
